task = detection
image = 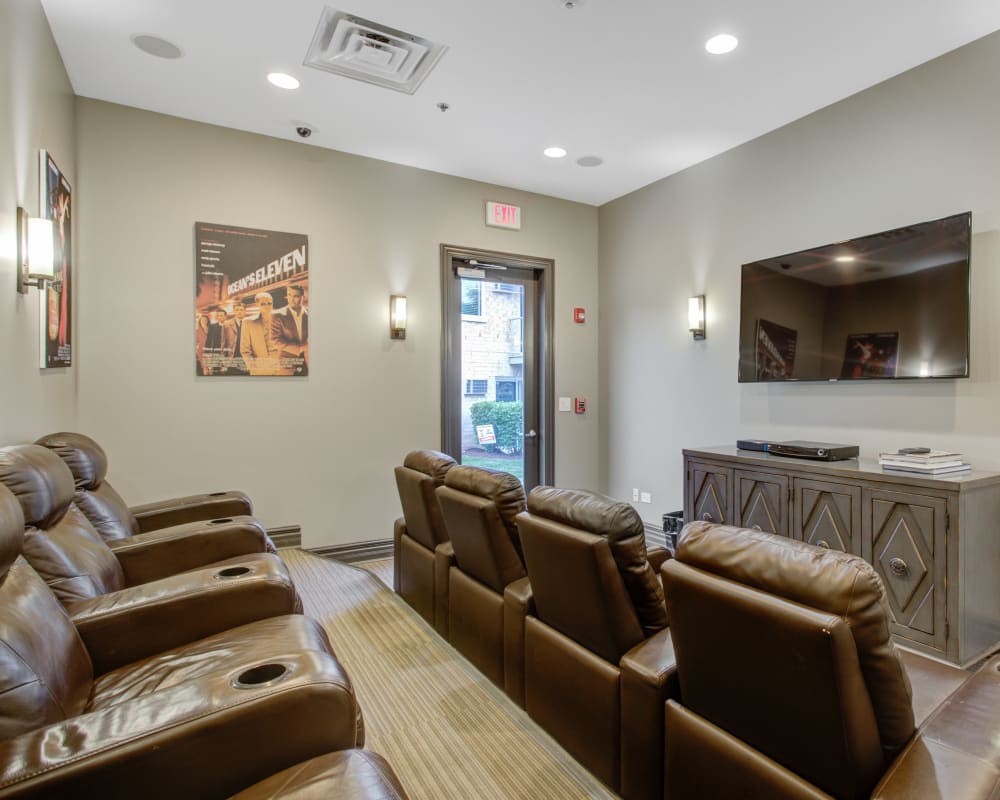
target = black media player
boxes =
[765,440,859,461]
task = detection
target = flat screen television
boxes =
[738,212,971,382]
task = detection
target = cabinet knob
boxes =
[888,557,909,576]
[702,513,714,522]
[817,540,831,549]
[751,524,762,531]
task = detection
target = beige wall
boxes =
[599,30,1000,522]
[75,100,599,546]
[0,0,77,443]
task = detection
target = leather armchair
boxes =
[510,486,676,800]
[393,450,456,630]
[662,521,1000,800]
[434,464,526,685]
[35,431,260,540]
[0,445,301,668]
[0,483,363,799]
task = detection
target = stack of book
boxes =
[878,450,972,475]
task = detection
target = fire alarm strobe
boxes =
[573,307,586,323]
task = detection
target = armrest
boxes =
[228,751,409,800]
[503,576,534,708]
[110,516,272,585]
[130,490,253,532]
[620,626,678,800]
[0,650,359,799]
[647,546,673,573]
[872,654,1000,799]
[68,553,299,674]
[433,541,455,638]
[393,518,405,592]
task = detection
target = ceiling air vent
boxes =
[304,8,447,94]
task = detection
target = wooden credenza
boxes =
[683,446,1000,666]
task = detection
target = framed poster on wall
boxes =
[195,222,309,377]
[39,150,72,368]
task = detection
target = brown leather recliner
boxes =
[0,445,302,671]
[434,464,526,686]
[36,432,277,564]
[0,482,363,799]
[662,521,1000,800]
[393,450,456,631]
[510,486,677,800]
[36,431,260,541]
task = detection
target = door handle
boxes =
[523,429,538,439]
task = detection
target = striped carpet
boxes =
[282,548,617,800]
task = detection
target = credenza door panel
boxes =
[687,462,732,525]
[735,470,788,536]
[864,488,947,652]
[792,478,861,555]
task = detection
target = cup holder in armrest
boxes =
[208,492,227,496]
[208,518,234,525]
[214,565,255,580]
[231,662,294,690]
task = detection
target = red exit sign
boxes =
[486,201,521,230]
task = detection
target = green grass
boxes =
[461,453,524,483]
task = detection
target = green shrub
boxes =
[470,401,524,455]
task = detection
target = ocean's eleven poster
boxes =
[195,222,309,377]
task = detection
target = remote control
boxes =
[898,447,931,455]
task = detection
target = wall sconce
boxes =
[16,207,56,294]
[688,294,706,340]
[390,294,407,340]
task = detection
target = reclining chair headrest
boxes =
[527,486,667,636]
[34,431,107,491]
[0,484,26,581]
[444,464,525,538]
[528,486,643,540]
[402,450,456,485]
[0,445,76,530]
[675,521,915,755]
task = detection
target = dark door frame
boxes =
[440,243,555,488]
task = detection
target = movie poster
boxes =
[195,222,309,377]
[40,151,72,368]
[754,319,797,380]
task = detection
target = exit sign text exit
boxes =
[486,201,521,230]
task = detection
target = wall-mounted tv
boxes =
[738,212,971,383]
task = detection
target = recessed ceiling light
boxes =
[705,34,738,55]
[576,156,603,167]
[835,255,856,263]
[131,34,183,59]
[268,72,300,90]
[544,146,567,159]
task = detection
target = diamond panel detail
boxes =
[877,516,929,612]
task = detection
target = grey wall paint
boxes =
[0,0,77,444]
[599,31,1000,523]
[75,99,599,546]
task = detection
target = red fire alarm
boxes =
[575,397,586,414]
[573,307,586,324]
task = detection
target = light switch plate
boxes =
[559,397,571,412]
[640,492,652,504]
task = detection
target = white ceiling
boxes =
[40,0,1000,206]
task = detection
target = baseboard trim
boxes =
[267,525,302,549]
[307,538,394,564]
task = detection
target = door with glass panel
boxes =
[441,245,553,490]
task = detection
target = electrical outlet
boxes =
[640,492,652,504]
[632,488,639,502]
